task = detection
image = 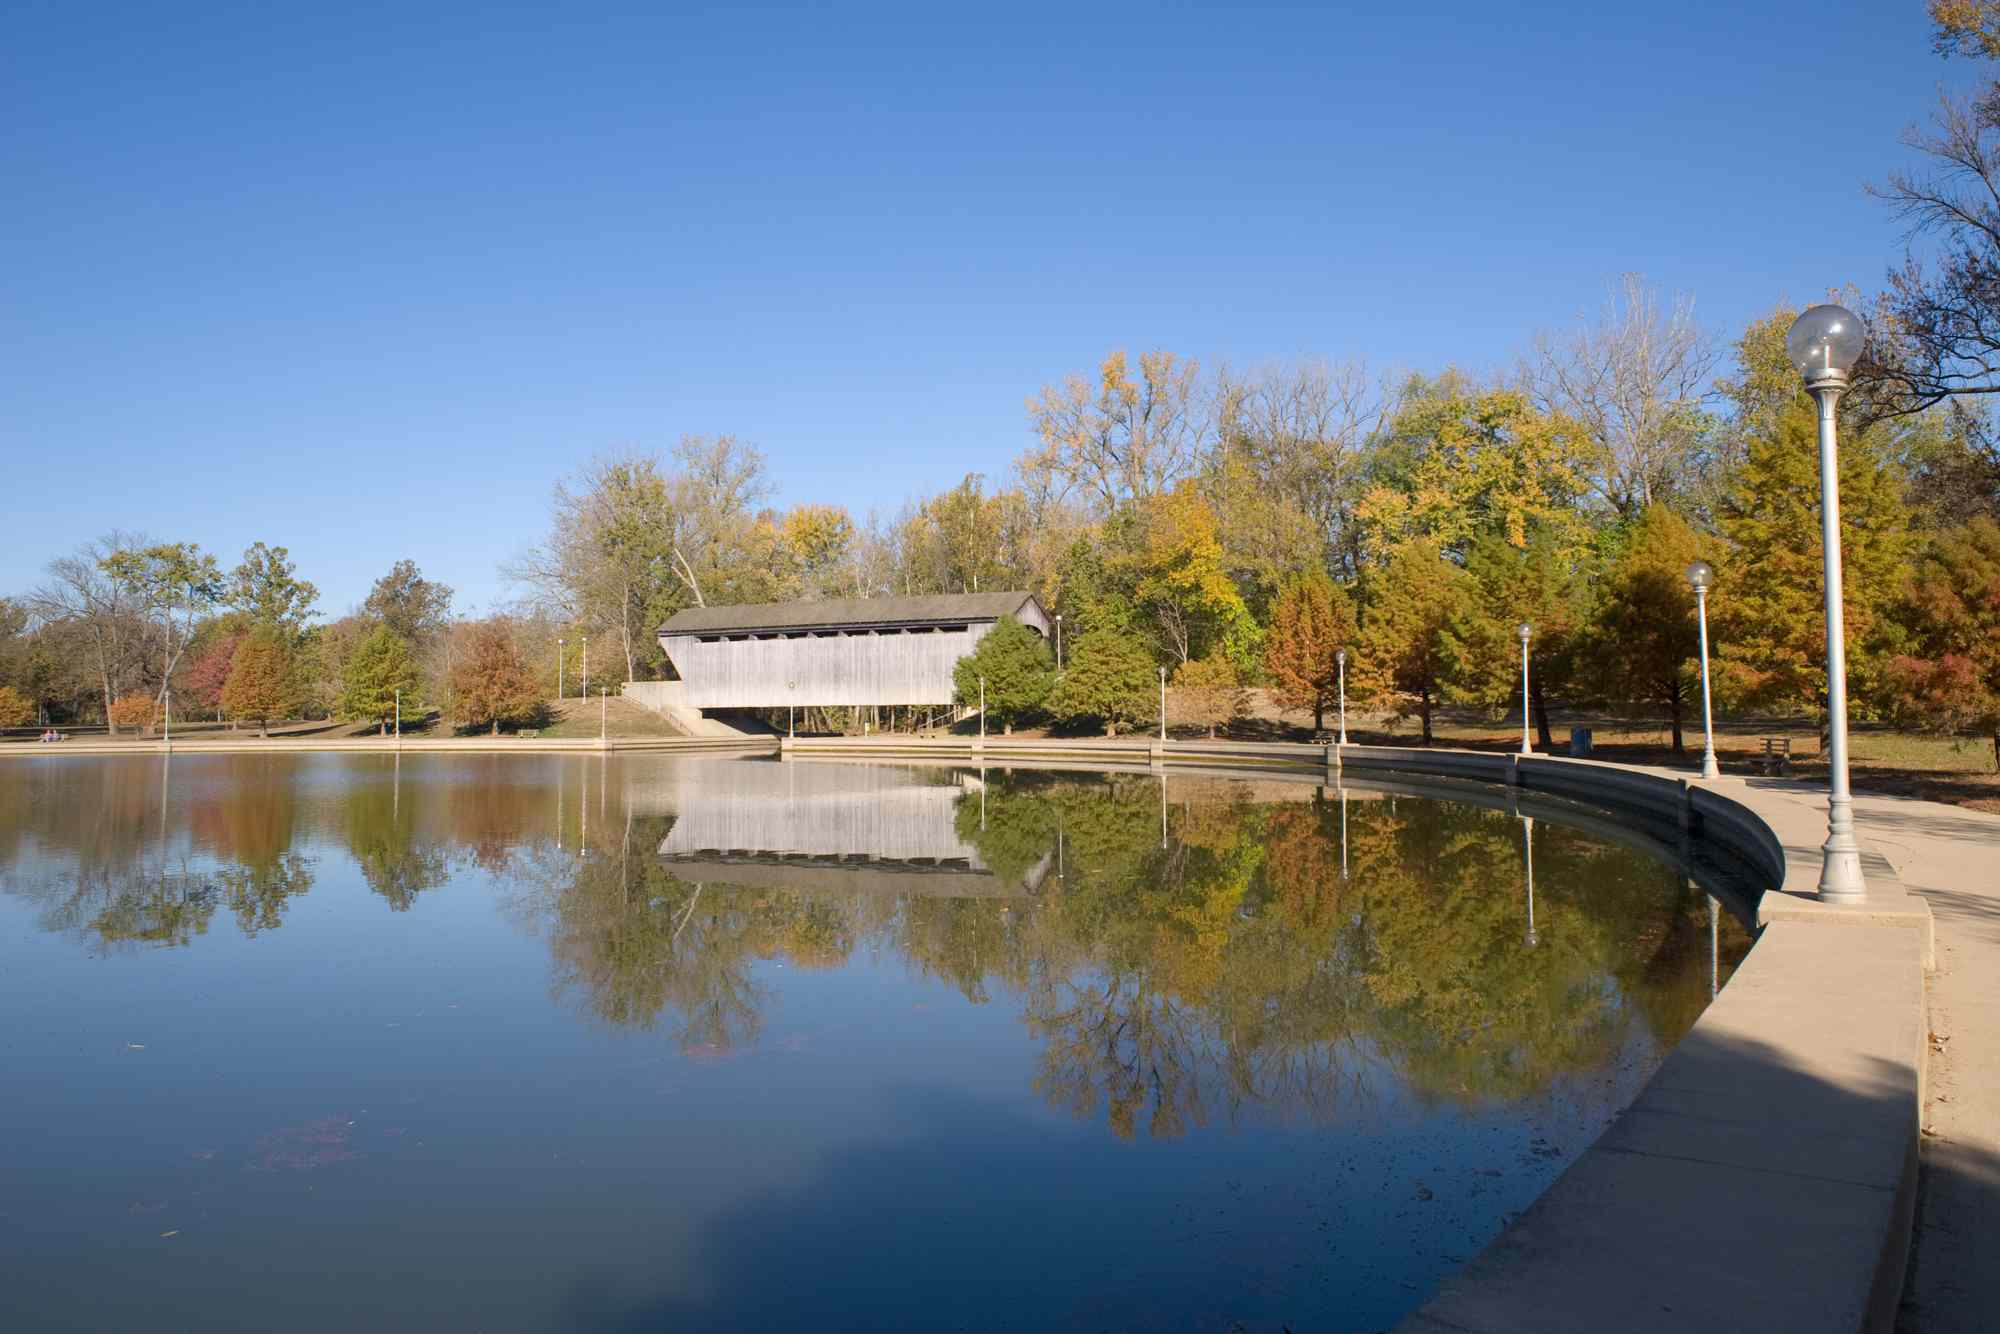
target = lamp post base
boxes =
[1699,749,1720,781]
[1818,796,1868,903]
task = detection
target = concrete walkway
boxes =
[1830,786,2000,1334]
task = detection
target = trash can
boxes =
[1569,726,1593,757]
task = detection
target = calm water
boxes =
[0,754,1752,1333]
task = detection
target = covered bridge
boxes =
[657,591,1051,710]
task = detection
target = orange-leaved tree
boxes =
[108,692,158,734]
[1262,569,1356,733]
[451,620,542,735]
[221,627,294,737]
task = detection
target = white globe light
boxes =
[1786,304,1866,381]
[1686,560,1714,591]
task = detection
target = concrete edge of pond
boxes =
[777,734,1931,1334]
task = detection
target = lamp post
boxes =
[1687,560,1720,781]
[978,676,986,744]
[600,686,607,742]
[163,690,172,751]
[394,688,401,745]
[580,636,587,701]
[1517,623,1533,756]
[1158,666,1167,744]
[1787,303,1868,903]
[558,638,565,701]
[1336,648,1348,745]
[1054,614,1063,670]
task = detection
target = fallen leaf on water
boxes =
[126,1044,146,1051]
[159,1230,179,1239]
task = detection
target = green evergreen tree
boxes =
[1714,397,1914,717]
[1441,526,1594,749]
[341,625,423,734]
[952,615,1054,734]
[1046,628,1157,735]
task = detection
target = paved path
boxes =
[1833,787,2000,1333]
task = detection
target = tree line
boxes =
[3,6,1996,752]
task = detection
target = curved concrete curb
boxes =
[778,735,1930,1334]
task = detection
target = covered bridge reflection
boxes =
[656,761,1049,897]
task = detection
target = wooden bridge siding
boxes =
[662,624,997,709]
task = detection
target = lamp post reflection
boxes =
[1339,783,1349,881]
[1708,892,1720,1002]
[1521,814,1538,948]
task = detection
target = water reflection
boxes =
[0,753,1764,1332]
[0,756,1754,1129]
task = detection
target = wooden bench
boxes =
[1759,736,1792,776]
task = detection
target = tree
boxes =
[779,503,859,599]
[1714,395,1914,717]
[363,560,454,645]
[951,616,1054,734]
[1441,527,1591,749]
[100,541,223,711]
[221,628,294,737]
[107,692,158,733]
[1524,274,1721,518]
[1933,1,2000,57]
[1129,484,1257,668]
[341,626,422,734]
[1354,543,1475,744]
[184,630,245,720]
[31,534,144,730]
[1045,628,1157,736]
[1359,381,1598,561]
[451,620,542,735]
[0,685,32,728]
[1171,654,1246,738]
[1584,506,1708,755]
[1887,515,2000,767]
[1023,349,1206,510]
[1263,570,1357,733]
[228,542,318,636]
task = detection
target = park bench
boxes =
[520,729,540,738]
[1759,736,1792,776]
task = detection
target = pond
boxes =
[0,753,1755,1333]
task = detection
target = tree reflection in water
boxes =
[0,756,1753,1134]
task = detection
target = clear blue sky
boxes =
[0,2,1968,616]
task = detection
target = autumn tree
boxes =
[1023,349,1206,510]
[451,620,542,735]
[1887,515,2000,767]
[889,475,1032,596]
[1171,654,1246,738]
[1129,484,1256,667]
[952,616,1054,734]
[1584,506,1708,755]
[183,630,245,721]
[108,692,158,733]
[228,542,319,636]
[1046,627,1157,736]
[221,627,295,737]
[1359,380,1598,560]
[0,685,33,728]
[341,625,423,734]
[1354,543,1474,744]
[1262,570,1357,732]
[779,503,859,599]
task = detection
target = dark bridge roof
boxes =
[659,591,1040,637]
